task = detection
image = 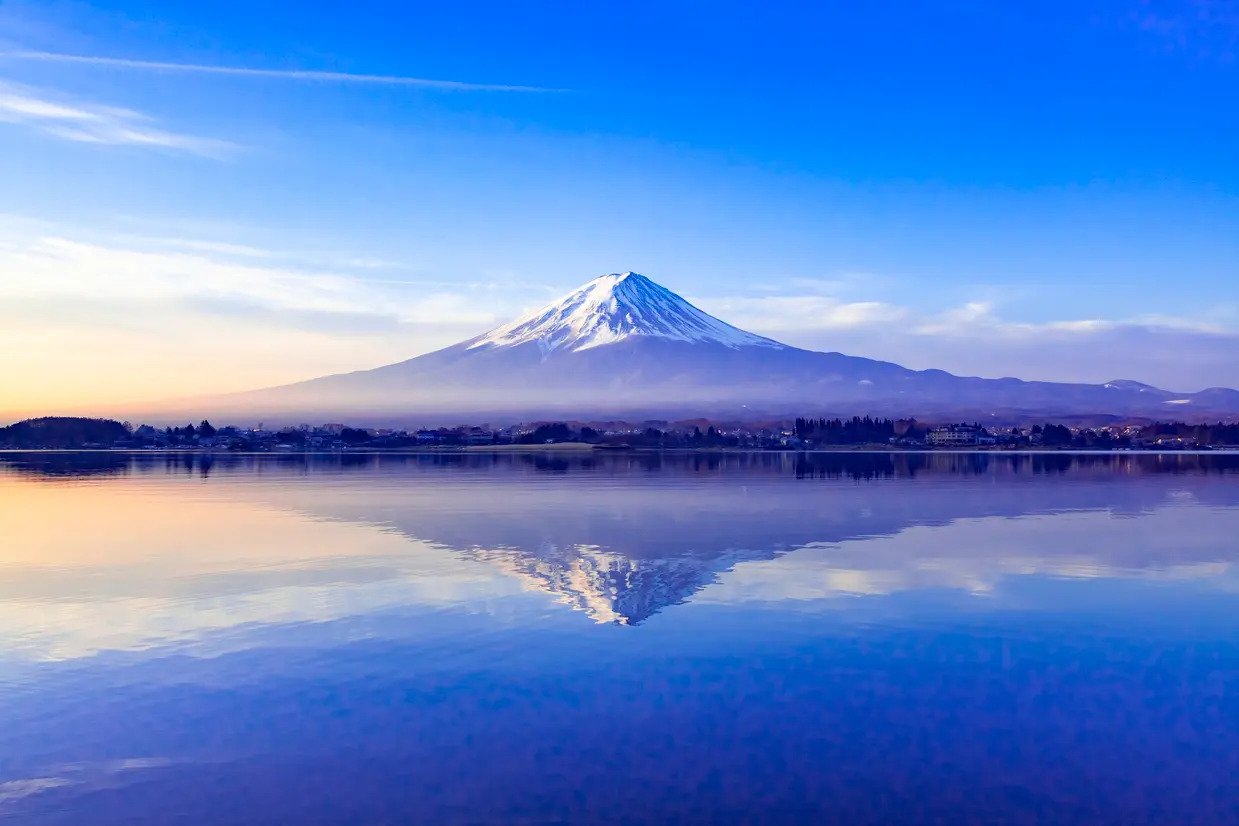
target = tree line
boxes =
[6,415,1239,450]
[0,417,131,448]
[793,416,910,444]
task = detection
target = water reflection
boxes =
[1,452,1237,824]
[1,452,1236,645]
[5,448,1239,479]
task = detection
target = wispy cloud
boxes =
[1129,0,1239,61]
[703,290,1239,388]
[707,294,908,332]
[1,50,561,92]
[109,233,415,273]
[0,777,72,805]
[0,229,519,409]
[0,79,234,156]
[0,233,503,331]
[909,301,1229,340]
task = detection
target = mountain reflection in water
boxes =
[1,451,1236,629]
[1,451,1237,825]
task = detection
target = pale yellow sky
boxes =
[0,229,506,417]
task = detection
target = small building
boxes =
[926,424,988,447]
[1150,435,1197,449]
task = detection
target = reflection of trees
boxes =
[3,450,1239,482]
[0,452,135,478]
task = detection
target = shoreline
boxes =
[1,446,1235,456]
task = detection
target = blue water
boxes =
[0,452,1236,824]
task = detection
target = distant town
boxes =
[2,415,1238,451]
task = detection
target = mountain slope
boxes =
[201,272,1239,423]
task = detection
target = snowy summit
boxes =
[469,272,785,353]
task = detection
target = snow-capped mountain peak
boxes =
[210,271,1239,423]
[469,272,785,353]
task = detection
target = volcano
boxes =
[201,272,1239,423]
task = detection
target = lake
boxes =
[0,451,1236,824]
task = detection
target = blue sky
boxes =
[1,1,1238,414]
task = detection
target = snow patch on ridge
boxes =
[469,272,786,353]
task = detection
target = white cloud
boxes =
[913,301,995,335]
[704,295,908,332]
[139,237,279,259]
[0,234,502,328]
[1,50,559,93]
[0,777,71,804]
[1043,319,1114,333]
[109,233,418,274]
[0,229,526,412]
[1126,314,1227,334]
[701,290,1239,390]
[911,302,1230,343]
[712,289,1231,346]
[0,79,234,156]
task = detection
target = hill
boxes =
[0,417,131,449]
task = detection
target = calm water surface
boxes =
[0,452,1236,824]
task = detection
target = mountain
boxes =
[200,272,1239,423]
